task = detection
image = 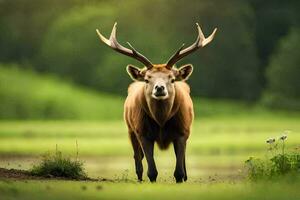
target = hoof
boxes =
[184,175,188,182]
[148,171,158,182]
[174,171,185,183]
[136,170,143,182]
[138,178,143,182]
[137,175,143,182]
[176,179,183,183]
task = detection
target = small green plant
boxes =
[245,131,300,181]
[30,143,87,179]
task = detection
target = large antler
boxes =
[166,23,217,69]
[96,22,153,69]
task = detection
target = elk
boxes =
[96,23,217,183]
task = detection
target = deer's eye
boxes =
[171,79,175,83]
[145,79,149,83]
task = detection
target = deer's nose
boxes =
[155,85,165,93]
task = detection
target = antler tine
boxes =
[165,43,185,69]
[166,23,217,68]
[96,22,153,69]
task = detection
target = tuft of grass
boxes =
[30,145,87,180]
[245,132,300,180]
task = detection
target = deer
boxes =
[96,22,217,183]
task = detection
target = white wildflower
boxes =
[266,138,275,144]
[279,134,287,141]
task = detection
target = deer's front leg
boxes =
[140,136,158,182]
[129,132,144,181]
[173,136,187,183]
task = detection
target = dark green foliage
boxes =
[249,0,300,86]
[38,2,172,95]
[262,28,300,110]
[41,0,261,99]
[165,0,260,100]
[245,157,267,180]
[0,0,75,63]
[270,154,292,175]
[31,150,87,179]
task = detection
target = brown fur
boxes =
[124,65,194,149]
[124,64,194,182]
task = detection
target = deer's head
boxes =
[96,23,217,100]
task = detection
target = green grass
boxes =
[0,117,299,179]
[0,117,299,199]
[1,178,300,200]
[0,64,123,120]
[0,118,299,157]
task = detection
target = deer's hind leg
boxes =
[129,132,144,181]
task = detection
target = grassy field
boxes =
[1,178,300,200]
[0,115,300,199]
[0,65,124,120]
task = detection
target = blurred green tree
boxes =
[38,1,172,94]
[249,0,300,88]
[38,4,119,91]
[0,0,75,63]
[164,0,261,100]
[262,28,300,110]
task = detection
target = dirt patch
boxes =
[0,167,244,184]
[0,168,112,182]
[0,168,33,180]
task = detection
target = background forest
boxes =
[0,0,299,119]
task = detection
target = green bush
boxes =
[31,147,87,179]
[245,134,300,180]
[0,64,123,120]
[246,153,300,181]
[262,28,300,110]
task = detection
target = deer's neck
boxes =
[149,99,173,126]
[142,92,180,127]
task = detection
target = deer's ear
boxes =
[126,65,145,81]
[176,64,193,81]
